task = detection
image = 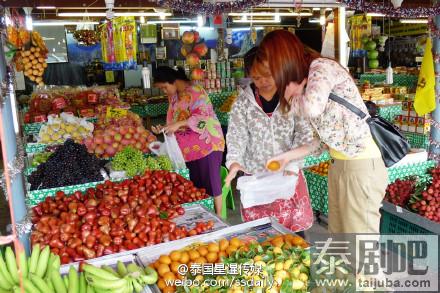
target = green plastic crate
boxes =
[303,170,328,215]
[145,103,168,117]
[380,201,439,234]
[388,160,436,183]
[360,73,418,88]
[377,104,402,123]
[304,152,331,167]
[130,105,148,117]
[404,132,430,150]
[215,111,229,126]
[182,197,214,212]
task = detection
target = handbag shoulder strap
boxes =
[328,93,367,120]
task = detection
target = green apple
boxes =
[369,59,379,69]
[367,50,379,59]
[365,40,377,51]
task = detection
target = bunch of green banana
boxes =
[83,261,158,293]
[0,244,61,293]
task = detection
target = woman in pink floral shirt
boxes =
[153,66,225,216]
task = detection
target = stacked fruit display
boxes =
[385,178,416,207]
[0,245,61,293]
[112,146,148,177]
[363,37,379,69]
[30,170,211,264]
[13,31,49,86]
[309,161,330,176]
[150,234,309,293]
[180,30,208,80]
[38,114,94,145]
[29,140,107,190]
[24,86,127,123]
[409,167,440,223]
[84,112,156,158]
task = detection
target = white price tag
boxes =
[396,206,403,213]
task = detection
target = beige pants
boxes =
[327,158,388,234]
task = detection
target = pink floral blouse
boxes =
[167,85,225,162]
[291,58,371,157]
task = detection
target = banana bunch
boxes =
[83,261,158,293]
[0,244,61,293]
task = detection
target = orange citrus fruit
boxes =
[219,239,229,251]
[207,243,220,253]
[267,161,281,171]
[158,264,171,276]
[157,279,167,290]
[179,251,190,264]
[170,251,181,262]
[198,246,209,256]
[159,255,172,265]
[206,252,218,263]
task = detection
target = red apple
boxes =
[193,43,208,57]
[186,53,200,67]
[182,31,195,44]
[191,68,205,80]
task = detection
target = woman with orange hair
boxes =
[258,30,388,234]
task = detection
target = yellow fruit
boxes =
[299,272,309,282]
[267,161,281,171]
[157,279,167,290]
[159,255,172,265]
[162,286,176,293]
[230,237,242,248]
[194,256,207,264]
[219,239,229,251]
[179,251,190,263]
[195,275,204,282]
[226,246,237,255]
[291,267,300,278]
[198,246,208,257]
[273,247,283,254]
[218,251,227,261]
[163,271,176,282]
[254,255,263,262]
[207,243,220,253]
[283,259,293,270]
[254,260,266,268]
[189,250,200,260]
[206,252,218,263]
[170,251,181,262]
[275,262,284,271]
[170,261,180,273]
[271,237,285,248]
[158,264,171,276]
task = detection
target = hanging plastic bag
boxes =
[237,172,297,209]
[163,133,186,170]
[240,170,314,232]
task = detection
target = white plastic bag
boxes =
[237,172,298,209]
[163,133,186,170]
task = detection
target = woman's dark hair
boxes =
[256,30,321,113]
[153,66,190,84]
[365,101,378,117]
[244,47,258,76]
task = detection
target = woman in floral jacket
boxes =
[153,66,225,216]
[225,47,315,232]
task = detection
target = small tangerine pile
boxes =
[308,161,330,176]
[151,237,245,293]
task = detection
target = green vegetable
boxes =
[112,147,147,177]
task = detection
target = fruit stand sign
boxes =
[106,107,128,119]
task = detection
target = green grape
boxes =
[146,157,161,170]
[112,146,147,177]
[157,155,173,171]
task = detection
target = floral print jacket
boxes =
[167,85,225,162]
[291,58,371,157]
[226,85,314,173]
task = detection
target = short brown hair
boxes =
[256,30,320,113]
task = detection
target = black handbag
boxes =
[329,93,410,167]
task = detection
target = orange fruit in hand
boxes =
[267,161,281,171]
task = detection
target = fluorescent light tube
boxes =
[58,12,172,17]
[400,19,428,24]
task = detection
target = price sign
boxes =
[106,107,128,119]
